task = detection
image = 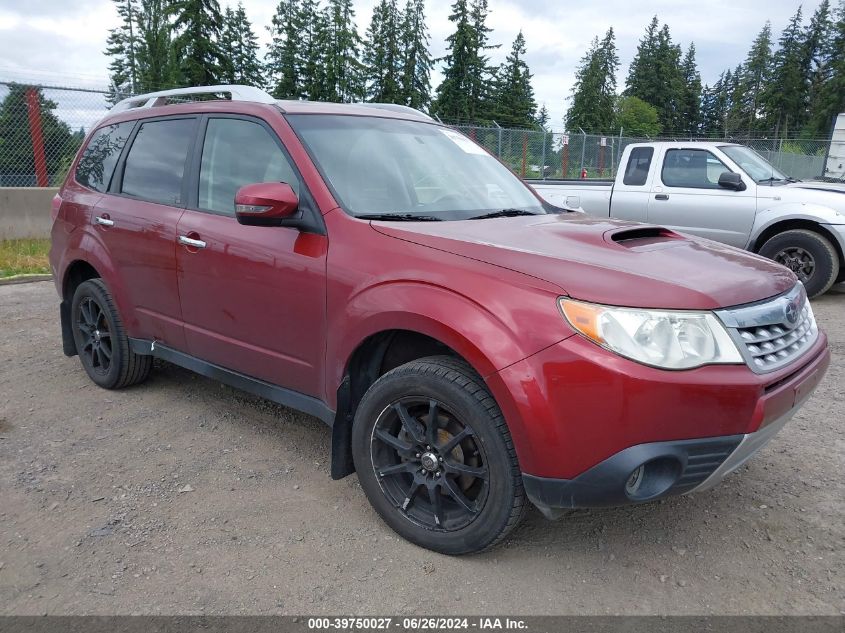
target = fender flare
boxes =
[748,202,845,256]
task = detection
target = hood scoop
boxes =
[606,226,686,251]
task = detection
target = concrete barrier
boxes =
[0,187,58,239]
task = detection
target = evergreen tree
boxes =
[535,104,550,130]
[732,23,773,133]
[169,0,225,86]
[811,0,845,135]
[624,16,660,106]
[679,44,701,135]
[135,0,177,91]
[432,0,497,122]
[106,0,140,99]
[299,0,330,100]
[362,0,403,102]
[398,0,433,109]
[220,4,263,86]
[803,0,836,134]
[491,31,537,128]
[266,0,302,98]
[700,70,732,136]
[323,0,365,102]
[762,6,807,136]
[565,28,618,133]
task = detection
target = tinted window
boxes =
[622,147,653,186]
[121,118,195,205]
[198,118,299,215]
[75,121,134,192]
[662,149,731,189]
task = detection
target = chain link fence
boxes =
[0,80,842,187]
[452,124,840,182]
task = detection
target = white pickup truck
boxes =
[530,142,845,297]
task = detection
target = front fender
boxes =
[749,202,845,250]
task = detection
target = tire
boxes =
[758,229,839,298]
[70,279,152,389]
[351,355,527,555]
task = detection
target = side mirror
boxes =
[718,171,746,192]
[234,182,299,226]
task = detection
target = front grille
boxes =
[715,284,818,374]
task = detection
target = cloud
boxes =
[0,0,825,129]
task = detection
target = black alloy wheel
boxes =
[370,397,489,532]
[352,356,526,555]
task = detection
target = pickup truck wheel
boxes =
[71,279,152,389]
[352,356,526,555]
[759,229,839,298]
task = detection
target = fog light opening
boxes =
[624,457,682,501]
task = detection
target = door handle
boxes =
[94,215,114,226]
[178,235,207,249]
[654,194,669,201]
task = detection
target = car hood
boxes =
[371,214,797,310]
[775,181,845,215]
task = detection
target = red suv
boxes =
[50,86,830,554]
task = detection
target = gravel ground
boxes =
[0,281,843,615]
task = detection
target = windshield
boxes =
[720,145,789,183]
[287,114,545,219]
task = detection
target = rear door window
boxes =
[75,121,135,192]
[121,118,196,205]
[197,117,299,215]
[622,147,653,186]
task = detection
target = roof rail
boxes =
[357,102,433,121]
[109,85,276,114]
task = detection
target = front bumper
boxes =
[519,347,828,518]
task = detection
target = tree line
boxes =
[568,2,845,138]
[104,0,538,128]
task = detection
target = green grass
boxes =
[0,239,51,278]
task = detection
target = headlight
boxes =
[559,298,743,370]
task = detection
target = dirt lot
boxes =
[0,281,842,615]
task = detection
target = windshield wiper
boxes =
[467,208,540,220]
[357,213,443,222]
[757,176,788,184]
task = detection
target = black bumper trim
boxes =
[523,435,743,518]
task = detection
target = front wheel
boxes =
[759,229,840,298]
[352,356,527,555]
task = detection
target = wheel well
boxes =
[63,260,100,301]
[753,220,844,266]
[330,330,460,479]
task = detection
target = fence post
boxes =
[493,120,502,158]
[521,132,527,179]
[541,130,547,180]
[578,128,587,177]
[25,86,49,187]
[562,134,569,179]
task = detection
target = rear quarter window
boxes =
[622,147,653,186]
[75,121,135,192]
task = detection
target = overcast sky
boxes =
[0,0,826,130]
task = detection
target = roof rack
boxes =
[109,85,276,114]
[356,103,433,121]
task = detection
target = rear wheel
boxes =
[759,229,839,298]
[352,356,526,555]
[71,279,152,389]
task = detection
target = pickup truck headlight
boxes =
[559,298,743,370]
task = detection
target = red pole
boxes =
[562,143,569,178]
[521,132,527,178]
[25,87,49,187]
[469,128,477,140]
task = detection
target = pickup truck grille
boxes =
[715,284,818,374]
